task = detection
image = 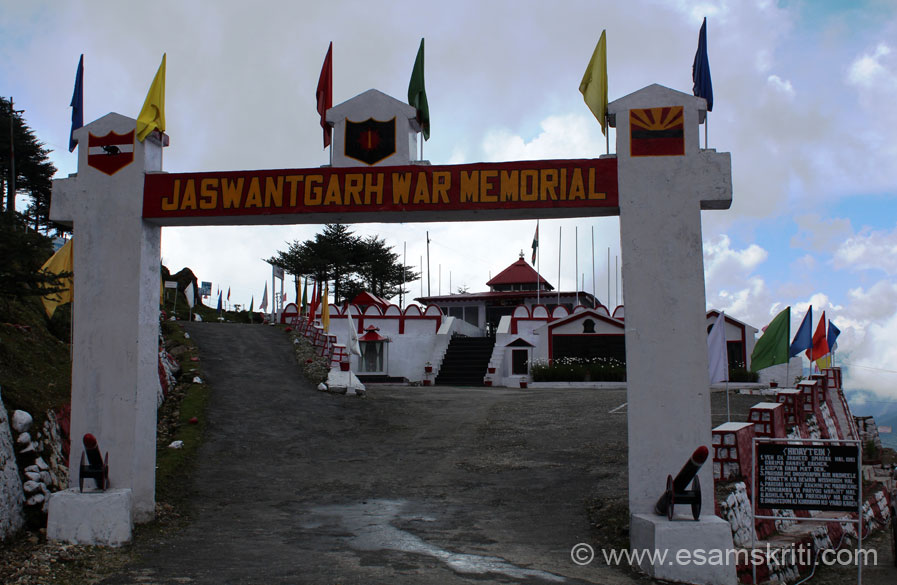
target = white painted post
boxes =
[49,113,166,525]
[609,85,736,584]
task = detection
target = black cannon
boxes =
[654,445,708,521]
[78,433,109,492]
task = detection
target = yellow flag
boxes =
[816,355,832,370]
[40,239,74,318]
[136,54,166,141]
[321,282,330,332]
[579,30,608,135]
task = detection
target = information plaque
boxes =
[757,443,859,512]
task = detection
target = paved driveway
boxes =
[100,322,651,584]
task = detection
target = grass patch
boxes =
[153,322,211,515]
[0,295,71,418]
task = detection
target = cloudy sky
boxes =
[4,1,897,412]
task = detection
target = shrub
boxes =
[728,367,759,383]
[530,356,626,382]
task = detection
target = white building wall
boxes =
[329,311,475,382]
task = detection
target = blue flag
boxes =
[216,291,222,313]
[69,54,84,152]
[827,321,841,350]
[692,18,713,112]
[789,307,812,358]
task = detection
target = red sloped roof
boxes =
[350,291,390,308]
[486,257,553,290]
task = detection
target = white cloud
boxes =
[482,114,605,162]
[847,43,896,90]
[704,234,768,282]
[841,307,897,401]
[832,227,897,273]
[766,74,795,98]
[703,234,774,325]
[845,281,897,322]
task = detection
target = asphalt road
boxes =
[98,323,895,585]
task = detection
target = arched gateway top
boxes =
[49,84,733,580]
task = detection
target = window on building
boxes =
[464,306,478,327]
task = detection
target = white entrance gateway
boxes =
[49,84,735,584]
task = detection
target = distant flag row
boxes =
[70,21,711,156]
[70,43,430,152]
[579,19,713,136]
[750,306,841,372]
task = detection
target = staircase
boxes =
[435,335,494,386]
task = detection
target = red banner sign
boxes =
[143,159,618,225]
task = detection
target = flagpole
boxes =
[402,241,407,309]
[605,115,609,155]
[615,255,619,308]
[725,379,730,422]
[607,247,611,308]
[557,225,562,307]
[537,223,541,307]
[535,219,540,306]
[591,226,596,308]
[575,225,579,307]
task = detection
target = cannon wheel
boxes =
[691,475,702,521]
[666,475,675,521]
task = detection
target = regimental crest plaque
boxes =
[87,130,135,175]
[344,117,396,165]
[629,106,685,157]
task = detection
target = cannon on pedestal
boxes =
[654,445,708,521]
[78,433,109,492]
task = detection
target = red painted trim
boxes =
[546,309,624,335]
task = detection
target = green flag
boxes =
[408,38,430,141]
[750,306,790,372]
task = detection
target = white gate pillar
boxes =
[610,85,737,584]
[49,113,166,524]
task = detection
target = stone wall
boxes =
[0,389,25,540]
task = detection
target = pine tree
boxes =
[0,213,70,301]
[1,97,63,234]
[268,225,418,305]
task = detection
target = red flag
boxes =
[227,287,231,301]
[309,280,318,317]
[316,42,333,148]
[807,311,828,361]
